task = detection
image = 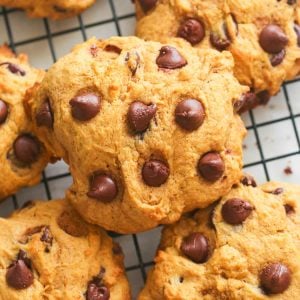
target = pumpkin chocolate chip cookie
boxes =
[0,0,95,19]
[0,45,49,200]
[27,36,247,233]
[135,0,300,112]
[0,199,130,299]
[139,177,300,299]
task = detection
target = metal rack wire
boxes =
[1,0,300,298]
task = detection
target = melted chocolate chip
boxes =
[36,99,53,128]
[287,0,296,5]
[156,46,187,69]
[6,251,33,290]
[210,25,231,51]
[181,233,209,263]
[270,49,286,66]
[13,134,41,164]
[234,92,258,114]
[139,0,157,13]
[177,19,205,45]
[256,90,271,105]
[104,44,122,54]
[222,198,253,225]
[40,226,53,246]
[198,152,224,182]
[260,263,291,294]
[70,93,101,121]
[87,174,118,202]
[128,101,157,133]
[284,204,295,215]
[241,174,257,187]
[259,25,288,54]
[294,24,300,46]
[272,187,284,195]
[0,99,8,124]
[142,159,170,187]
[86,283,110,300]
[0,62,26,76]
[175,99,205,131]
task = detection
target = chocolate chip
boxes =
[259,25,288,54]
[181,233,209,263]
[198,152,224,182]
[284,204,295,215]
[104,44,122,54]
[156,46,187,69]
[222,198,253,225]
[256,90,271,105]
[270,49,286,66]
[260,263,291,294]
[177,19,205,45]
[241,174,257,187]
[294,24,300,46]
[0,99,8,124]
[40,226,53,251]
[210,25,231,51]
[175,99,205,131]
[36,99,53,128]
[128,101,157,133]
[70,93,101,121]
[272,187,284,195]
[0,62,26,76]
[13,134,40,164]
[288,0,296,5]
[86,283,110,300]
[234,92,258,114]
[142,159,170,187]
[87,174,118,202]
[6,251,33,290]
[139,0,157,13]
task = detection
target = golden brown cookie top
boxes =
[0,199,130,300]
[0,0,95,19]
[28,36,247,233]
[139,178,300,299]
[0,45,49,200]
[135,0,300,110]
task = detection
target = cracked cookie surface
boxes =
[0,46,49,200]
[28,36,247,233]
[0,199,130,300]
[139,179,300,299]
[135,0,300,111]
[0,0,95,19]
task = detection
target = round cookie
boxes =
[135,0,300,112]
[0,46,49,200]
[139,178,300,299]
[0,0,95,19]
[27,36,247,233]
[0,199,131,299]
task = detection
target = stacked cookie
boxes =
[0,0,300,299]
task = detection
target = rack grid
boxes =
[1,0,300,298]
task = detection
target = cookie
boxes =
[27,36,247,233]
[0,0,95,19]
[0,46,49,200]
[139,177,300,299]
[135,0,300,112]
[0,199,131,299]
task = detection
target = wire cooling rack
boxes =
[1,0,300,298]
